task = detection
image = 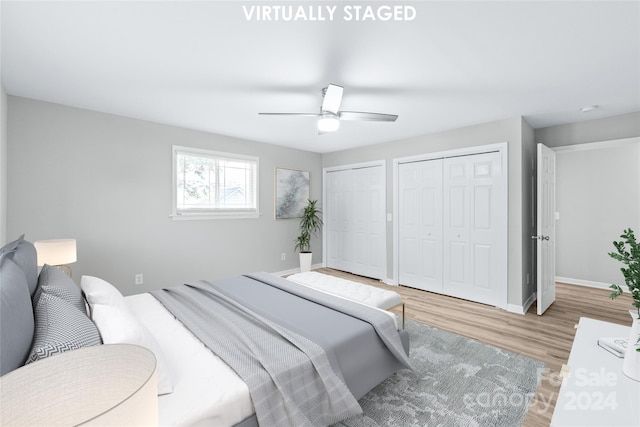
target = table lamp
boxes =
[34,238,77,277]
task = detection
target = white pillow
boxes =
[91,303,173,395]
[81,275,128,312]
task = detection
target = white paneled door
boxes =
[325,168,348,270]
[325,164,386,280]
[398,149,506,307]
[535,143,556,315]
[443,152,506,305]
[398,160,443,292]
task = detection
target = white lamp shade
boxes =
[0,344,158,426]
[34,239,77,266]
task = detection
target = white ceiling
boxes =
[2,1,639,153]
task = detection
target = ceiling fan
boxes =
[259,83,398,133]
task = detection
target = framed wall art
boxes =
[275,168,309,219]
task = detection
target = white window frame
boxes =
[171,145,259,220]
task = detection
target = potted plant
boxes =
[294,199,323,272]
[608,228,640,381]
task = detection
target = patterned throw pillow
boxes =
[27,293,102,363]
[34,265,87,315]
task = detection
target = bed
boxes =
[0,236,411,427]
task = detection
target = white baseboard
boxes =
[381,278,398,286]
[506,292,536,315]
[556,276,612,290]
[506,304,524,314]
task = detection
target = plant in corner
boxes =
[294,199,323,273]
[608,228,640,353]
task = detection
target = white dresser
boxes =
[551,317,640,426]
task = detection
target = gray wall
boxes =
[323,116,532,307]
[7,92,638,304]
[535,113,640,288]
[7,96,322,295]
[554,140,640,286]
[536,112,640,147]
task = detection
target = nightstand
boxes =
[551,317,640,426]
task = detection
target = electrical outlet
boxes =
[281,252,286,261]
[135,273,143,285]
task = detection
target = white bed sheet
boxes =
[125,293,254,427]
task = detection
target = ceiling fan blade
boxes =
[339,111,398,122]
[258,112,322,117]
[321,84,343,114]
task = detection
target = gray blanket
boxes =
[244,272,412,371]
[152,273,412,427]
[152,280,361,427]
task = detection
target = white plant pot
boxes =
[299,252,312,273]
[623,310,640,382]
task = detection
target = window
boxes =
[172,146,259,219]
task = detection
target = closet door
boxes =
[326,169,354,272]
[325,165,386,280]
[398,160,443,292]
[326,170,345,270]
[351,166,386,278]
[443,152,504,306]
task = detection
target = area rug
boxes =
[333,320,545,427]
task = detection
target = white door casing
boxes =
[536,143,556,315]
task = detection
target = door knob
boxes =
[531,235,550,241]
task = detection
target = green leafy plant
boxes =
[608,228,640,352]
[294,199,323,253]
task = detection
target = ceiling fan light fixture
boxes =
[317,114,340,132]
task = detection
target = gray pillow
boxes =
[34,264,87,315]
[27,293,102,364]
[0,255,35,375]
[0,235,21,253]
[0,235,38,297]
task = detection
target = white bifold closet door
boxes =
[398,159,443,292]
[325,165,386,280]
[398,151,505,306]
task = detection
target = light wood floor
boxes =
[313,267,634,427]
